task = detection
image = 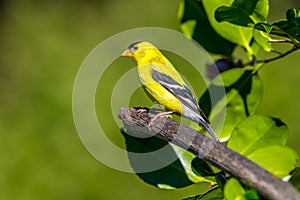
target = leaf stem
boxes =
[268,39,294,44]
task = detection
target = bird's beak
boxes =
[121,49,133,57]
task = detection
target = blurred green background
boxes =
[0,0,299,199]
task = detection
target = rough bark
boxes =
[118,107,300,200]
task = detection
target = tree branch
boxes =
[118,107,300,200]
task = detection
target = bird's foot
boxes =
[136,108,147,115]
[148,111,173,130]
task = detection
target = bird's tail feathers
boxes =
[182,107,219,141]
[196,117,219,141]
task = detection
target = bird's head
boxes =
[122,41,162,65]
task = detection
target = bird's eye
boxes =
[133,46,138,50]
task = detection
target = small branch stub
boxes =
[118,107,300,200]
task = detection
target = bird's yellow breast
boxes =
[137,64,183,113]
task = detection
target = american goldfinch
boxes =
[122,41,218,140]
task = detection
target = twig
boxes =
[244,45,300,67]
[118,108,300,200]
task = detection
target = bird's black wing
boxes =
[151,67,209,123]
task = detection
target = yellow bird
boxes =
[122,41,218,140]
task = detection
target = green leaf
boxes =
[247,145,298,178]
[258,23,273,33]
[199,69,262,139]
[273,21,300,43]
[215,172,228,190]
[213,68,248,87]
[215,0,269,26]
[215,0,259,26]
[183,187,224,200]
[227,115,298,178]
[224,178,246,200]
[203,0,268,55]
[250,39,261,56]
[282,9,300,40]
[224,178,260,200]
[254,22,288,37]
[203,0,253,54]
[180,20,197,38]
[121,130,193,188]
[286,8,300,25]
[253,29,273,52]
[254,8,300,44]
[178,0,236,55]
[252,0,269,23]
[171,144,213,183]
[290,168,300,191]
[244,190,260,200]
[228,115,288,156]
[191,157,214,177]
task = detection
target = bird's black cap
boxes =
[128,41,142,50]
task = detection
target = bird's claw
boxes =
[136,108,147,115]
[147,111,173,131]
